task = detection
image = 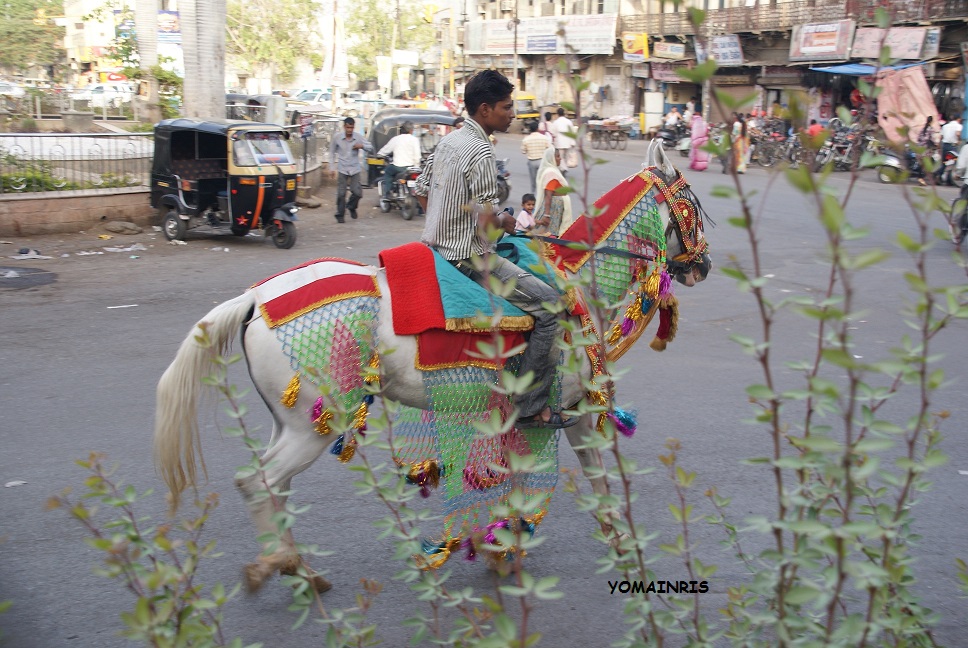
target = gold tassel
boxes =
[588,390,609,436]
[420,537,462,570]
[606,325,622,345]
[353,402,369,430]
[409,459,441,489]
[645,267,661,300]
[364,353,380,384]
[314,409,334,435]
[280,374,300,408]
[338,437,357,463]
[624,292,643,321]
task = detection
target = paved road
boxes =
[2,134,966,646]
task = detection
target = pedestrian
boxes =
[551,107,576,169]
[538,110,554,144]
[521,121,552,194]
[684,96,697,122]
[515,193,536,233]
[532,147,572,236]
[731,113,749,174]
[917,115,937,150]
[329,116,373,223]
[939,115,962,185]
[688,111,710,172]
[377,121,422,202]
[806,119,824,138]
[413,69,576,430]
[664,106,681,128]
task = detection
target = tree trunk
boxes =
[180,0,226,118]
[134,0,163,123]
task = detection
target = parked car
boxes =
[0,82,26,98]
[72,83,134,108]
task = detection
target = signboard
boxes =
[631,63,650,78]
[158,10,180,44]
[695,35,744,67]
[851,27,926,60]
[392,49,420,67]
[921,27,941,60]
[653,42,686,60]
[298,113,314,139]
[622,32,648,63]
[789,20,855,62]
[651,62,692,82]
[466,14,617,55]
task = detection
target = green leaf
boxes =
[746,384,775,401]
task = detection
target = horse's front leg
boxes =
[236,421,333,594]
[563,418,624,547]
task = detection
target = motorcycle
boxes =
[875,144,940,184]
[496,157,511,205]
[656,122,690,156]
[376,156,422,220]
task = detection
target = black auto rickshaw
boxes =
[150,118,299,249]
[365,108,459,187]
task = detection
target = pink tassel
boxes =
[311,396,324,420]
[608,412,635,437]
[658,271,673,299]
[620,316,635,336]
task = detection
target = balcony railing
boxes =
[621,0,968,36]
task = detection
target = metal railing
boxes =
[2,93,146,121]
[0,132,152,195]
[0,117,342,196]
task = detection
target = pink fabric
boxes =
[689,114,710,171]
[876,67,940,145]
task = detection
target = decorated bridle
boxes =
[649,170,712,276]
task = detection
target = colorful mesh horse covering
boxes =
[390,170,685,567]
[250,169,697,568]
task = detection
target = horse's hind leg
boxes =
[236,420,333,594]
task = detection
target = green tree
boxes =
[226,0,320,87]
[344,0,436,83]
[0,0,65,75]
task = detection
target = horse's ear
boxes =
[654,139,677,178]
[644,139,659,169]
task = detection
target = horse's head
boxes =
[644,140,713,286]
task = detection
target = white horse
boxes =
[154,143,712,593]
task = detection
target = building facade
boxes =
[454,0,968,129]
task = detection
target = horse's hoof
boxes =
[309,574,333,593]
[244,562,271,594]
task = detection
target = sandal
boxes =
[515,411,580,430]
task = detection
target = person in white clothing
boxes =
[551,108,575,167]
[378,122,422,200]
[938,115,963,185]
[664,107,681,128]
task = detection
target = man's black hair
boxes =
[527,122,539,133]
[556,107,565,117]
[464,70,514,116]
[344,116,355,126]
[401,121,413,134]
[544,111,552,120]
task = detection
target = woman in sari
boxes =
[731,113,749,174]
[689,112,710,171]
[532,147,573,236]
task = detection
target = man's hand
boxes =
[353,142,363,150]
[329,169,338,179]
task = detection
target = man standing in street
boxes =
[552,107,575,170]
[377,121,422,203]
[939,115,962,185]
[521,121,551,195]
[414,70,577,430]
[329,116,373,223]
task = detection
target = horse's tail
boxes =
[154,291,256,512]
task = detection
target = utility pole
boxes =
[510,0,519,92]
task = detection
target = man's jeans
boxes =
[382,164,407,199]
[337,172,362,217]
[471,255,562,419]
[527,158,541,195]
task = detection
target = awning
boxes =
[808,61,926,75]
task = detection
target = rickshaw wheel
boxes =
[162,210,186,241]
[271,221,297,249]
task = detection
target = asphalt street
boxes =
[1,133,966,646]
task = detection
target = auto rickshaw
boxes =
[514,93,540,130]
[151,118,300,249]
[364,109,460,215]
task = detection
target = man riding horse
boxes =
[415,70,577,431]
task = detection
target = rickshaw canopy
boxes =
[367,109,459,152]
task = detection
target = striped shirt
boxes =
[521,131,551,160]
[415,117,498,260]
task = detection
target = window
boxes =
[605,65,622,77]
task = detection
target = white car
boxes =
[0,82,26,98]
[72,83,134,108]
